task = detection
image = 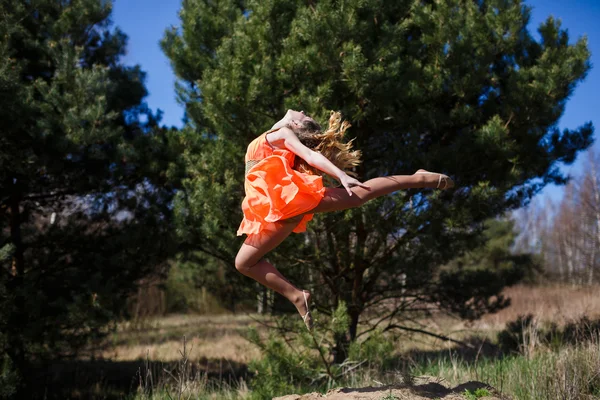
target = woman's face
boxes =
[286,109,315,125]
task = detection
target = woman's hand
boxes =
[339,174,370,196]
[280,131,369,195]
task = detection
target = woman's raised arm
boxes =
[277,127,369,195]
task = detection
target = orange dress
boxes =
[237,129,326,236]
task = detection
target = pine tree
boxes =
[163,0,593,361]
[0,0,182,394]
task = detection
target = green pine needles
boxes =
[164,0,593,372]
[245,301,395,399]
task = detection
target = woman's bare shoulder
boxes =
[265,126,294,149]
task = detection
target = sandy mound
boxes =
[274,376,507,399]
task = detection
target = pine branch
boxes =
[382,324,475,348]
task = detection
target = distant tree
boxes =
[577,150,600,284]
[163,0,593,361]
[0,0,182,395]
[517,149,600,284]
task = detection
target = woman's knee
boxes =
[235,253,254,273]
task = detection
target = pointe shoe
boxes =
[301,290,313,331]
[415,170,454,190]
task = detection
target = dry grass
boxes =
[75,283,600,399]
[378,283,600,355]
[93,314,269,364]
[441,283,598,330]
[105,333,260,363]
[477,283,600,329]
[134,336,251,400]
[413,322,600,400]
[93,283,600,364]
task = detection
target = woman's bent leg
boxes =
[310,170,440,213]
[235,216,310,316]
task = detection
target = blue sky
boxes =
[112,0,599,205]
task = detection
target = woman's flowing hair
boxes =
[292,111,362,179]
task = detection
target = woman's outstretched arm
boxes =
[274,127,370,195]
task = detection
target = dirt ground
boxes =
[273,375,507,400]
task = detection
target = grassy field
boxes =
[96,314,265,364]
[48,283,600,399]
[96,283,600,363]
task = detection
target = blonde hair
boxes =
[291,111,362,180]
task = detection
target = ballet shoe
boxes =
[301,290,313,331]
[415,170,454,190]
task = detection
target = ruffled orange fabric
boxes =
[237,131,325,236]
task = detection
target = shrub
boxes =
[498,314,600,356]
[0,352,19,398]
[165,264,224,314]
[497,313,538,354]
[348,331,395,370]
[562,316,600,344]
[246,301,394,399]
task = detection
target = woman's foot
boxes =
[293,290,313,331]
[414,169,454,190]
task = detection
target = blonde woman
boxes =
[235,110,454,330]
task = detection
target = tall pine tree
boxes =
[163,0,592,360]
[0,0,182,394]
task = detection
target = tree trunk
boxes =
[591,158,600,285]
[333,333,349,364]
[333,302,361,363]
[348,308,360,342]
[8,182,31,397]
[565,237,574,284]
[257,284,267,314]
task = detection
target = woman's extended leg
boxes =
[310,169,451,213]
[234,215,311,319]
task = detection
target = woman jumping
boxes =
[235,110,454,330]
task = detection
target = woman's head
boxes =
[284,109,332,153]
[284,109,322,134]
[286,110,362,178]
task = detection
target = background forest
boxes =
[1,0,599,399]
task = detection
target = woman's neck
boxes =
[271,119,289,130]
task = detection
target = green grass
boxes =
[464,388,491,399]
[412,338,600,400]
[125,337,600,400]
[128,379,249,400]
[117,312,600,400]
